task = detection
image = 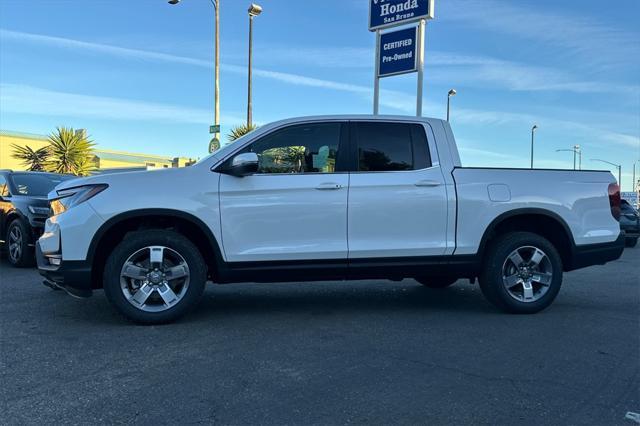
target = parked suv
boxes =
[36,116,625,324]
[620,199,639,247]
[0,170,73,266]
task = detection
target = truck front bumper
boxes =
[36,241,93,298]
[568,232,625,271]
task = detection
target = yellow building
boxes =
[0,130,196,172]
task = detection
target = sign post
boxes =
[416,19,425,117]
[373,30,381,115]
[369,0,434,116]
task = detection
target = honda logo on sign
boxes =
[369,0,434,31]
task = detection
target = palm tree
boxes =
[11,144,50,171]
[45,127,96,176]
[227,124,258,142]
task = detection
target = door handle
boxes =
[315,182,344,190]
[415,180,442,187]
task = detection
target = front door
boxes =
[347,121,449,259]
[219,121,350,263]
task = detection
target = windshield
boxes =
[9,173,73,196]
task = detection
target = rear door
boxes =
[218,121,350,263]
[347,121,449,259]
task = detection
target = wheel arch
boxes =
[477,208,576,271]
[88,209,224,288]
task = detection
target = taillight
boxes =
[608,183,621,221]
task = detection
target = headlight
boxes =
[50,184,108,216]
[28,206,51,215]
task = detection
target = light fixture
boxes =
[248,3,262,16]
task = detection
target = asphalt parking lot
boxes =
[1,248,638,425]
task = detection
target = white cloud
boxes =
[441,0,640,70]
[3,28,637,98]
[0,83,244,125]
[1,29,637,151]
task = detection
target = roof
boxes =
[94,151,175,164]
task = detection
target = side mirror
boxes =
[222,152,259,177]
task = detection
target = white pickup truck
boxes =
[37,115,625,324]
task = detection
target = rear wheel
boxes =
[415,277,457,289]
[103,230,207,324]
[6,219,34,267]
[479,232,563,314]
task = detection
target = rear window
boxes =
[9,174,72,196]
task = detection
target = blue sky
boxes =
[1,0,639,190]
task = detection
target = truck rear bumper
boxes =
[568,232,625,271]
[36,241,93,298]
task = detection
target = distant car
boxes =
[0,171,74,266]
[620,199,639,247]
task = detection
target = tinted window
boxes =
[0,176,8,197]
[246,123,342,174]
[356,122,429,172]
[8,174,72,196]
[622,200,637,214]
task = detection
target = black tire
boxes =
[415,277,457,289]
[479,232,563,314]
[625,237,638,248]
[6,219,34,267]
[103,230,207,324]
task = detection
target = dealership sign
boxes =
[369,0,434,31]
[378,27,417,77]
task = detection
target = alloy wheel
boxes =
[120,246,191,313]
[8,226,23,263]
[501,245,553,303]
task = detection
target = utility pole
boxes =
[591,158,622,188]
[169,0,220,152]
[247,4,262,128]
[447,89,456,122]
[530,125,538,169]
[214,0,220,148]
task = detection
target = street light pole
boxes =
[169,0,220,152]
[447,89,456,122]
[591,158,622,188]
[214,0,220,146]
[555,147,581,170]
[247,3,262,128]
[530,125,538,169]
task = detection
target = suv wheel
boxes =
[6,219,34,267]
[479,232,563,314]
[103,230,207,324]
[415,277,457,289]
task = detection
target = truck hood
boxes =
[50,167,198,198]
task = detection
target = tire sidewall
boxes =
[481,232,563,314]
[103,231,207,324]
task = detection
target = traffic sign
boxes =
[369,0,434,31]
[209,137,220,153]
[378,26,417,78]
[209,125,221,134]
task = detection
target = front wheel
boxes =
[103,230,207,324]
[6,219,34,267]
[479,232,563,314]
[625,237,638,248]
